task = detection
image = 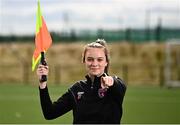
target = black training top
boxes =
[39,74,126,124]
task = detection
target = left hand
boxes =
[101,74,114,89]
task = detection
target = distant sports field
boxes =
[0,83,180,124]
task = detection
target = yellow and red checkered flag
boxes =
[32,0,52,71]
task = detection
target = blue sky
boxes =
[0,0,180,35]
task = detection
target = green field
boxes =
[0,83,180,124]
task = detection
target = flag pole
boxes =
[40,51,47,82]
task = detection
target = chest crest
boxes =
[77,91,84,100]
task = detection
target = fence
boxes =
[1,28,180,43]
[1,62,178,86]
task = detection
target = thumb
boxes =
[101,76,108,89]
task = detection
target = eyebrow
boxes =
[87,57,104,59]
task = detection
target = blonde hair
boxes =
[82,39,110,73]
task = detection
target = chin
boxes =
[89,71,102,76]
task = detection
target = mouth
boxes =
[90,67,99,71]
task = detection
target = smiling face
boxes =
[84,47,108,76]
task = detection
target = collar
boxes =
[85,73,107,84]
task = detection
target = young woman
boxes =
[37,39,126,124]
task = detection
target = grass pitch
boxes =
[0,83,180,124]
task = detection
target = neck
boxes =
[88,73,104,82]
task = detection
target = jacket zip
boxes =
[91,82,93,89]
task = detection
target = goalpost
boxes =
[164,39,180,87]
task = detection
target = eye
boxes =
[97,58,104,62]
[86,57,93,62]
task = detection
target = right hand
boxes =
[101,73,114,89]
[36,64,49,88]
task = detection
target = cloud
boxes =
[0,0,180,35]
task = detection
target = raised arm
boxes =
[37,64,73,120]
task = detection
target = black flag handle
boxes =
[40,52,47,82]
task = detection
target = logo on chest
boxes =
[98,88,107,98]
[77,91,84,100]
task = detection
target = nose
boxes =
[91,60,98,67]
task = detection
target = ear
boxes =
[105,62,108,67]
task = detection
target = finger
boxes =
[38,64,44,68]
[101,77,107,84]
[44,66,48,69]
[109,78,112,85]
[103,78,109,87]
[39,66,48,73]
[107,76,113,86]
[107,77,111,83]
[37,66,48,74]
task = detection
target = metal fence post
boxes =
[23,62,29,84]
[159,65,164,87]
[122,64,128,85]
[54,64,61,84]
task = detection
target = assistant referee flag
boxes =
[32,0,52,71]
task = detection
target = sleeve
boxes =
[39,86,73,120]
[108,76,127,103]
